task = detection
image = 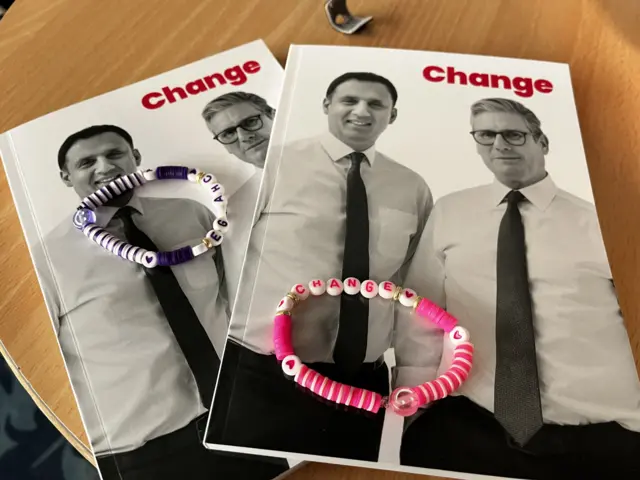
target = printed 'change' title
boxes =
[140,60,261,110]
[423,65,554,98]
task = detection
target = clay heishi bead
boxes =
[277,296,295,312]
[308,279,326,296]
[191,242,209,256]
[343,277,361,295]
[326,278,344,296]
[378,281,396,299]
[205,230,224,246]
[399,288,418,307]
[291,284,310,300]
[281,355,302,377]
[213,217,229,234]
[140,251,158,268]
[450,326,470,344]
[360,279,379,299]
[142,169,157,181]
[187,168,202,182]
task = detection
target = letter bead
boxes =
[291,284,310,300]
[281,355,302,377]
[309,279,326,296]
[360,280,378,299]
[213,217,229,234]
[326,278,343,296]
[205,230,224,246]
[343,277,361,295]
[209,183,225,196]
[277,296,295,312]
[140,251,158,268]
[378,281,396,299]
[201,174,216,185]
[399,288,418,307]
[450,326,470,344]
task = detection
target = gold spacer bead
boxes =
[286,292,300,306]
[202,237,214,249]
[413,296,423,310]
[195,171,206,184]
[275,310,291,316]
[392,285,403,302]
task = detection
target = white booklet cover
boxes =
[204,44,640,480]
[0,39,300,480]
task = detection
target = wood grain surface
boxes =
[0,0,638,478]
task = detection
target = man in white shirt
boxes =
[201,91,275,306]
[398,98,640,479]
[35,125,288,480]
[207,72,433,461]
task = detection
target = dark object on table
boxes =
[324,0,372,34]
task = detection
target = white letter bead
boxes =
[207,183,225,197]
[191,242,209,256]
[142,169,157,181]
[343,277,361,295]
[281,355,302,377]
[201,174,217,185]
[308,279,326,296]
[277,296,295,312]
[326,278,343,296]
[360,280,379,299]
[378,281,396,299]
[399,288,418,307]
[450,326,470,344]
[205,230,224,246]
[213,217,230,233]
[187,168,202,182]
[291,284,310,300]
[140,251,158,268]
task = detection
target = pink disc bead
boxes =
[388,387,420,417]
[415,298,458,332]
[273,313,294,360]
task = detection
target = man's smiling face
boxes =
[323,79,397,151]
[60,132,141,199]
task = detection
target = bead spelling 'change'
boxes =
[73,166,229,268]
[272,279,475,416]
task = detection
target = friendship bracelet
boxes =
[72,166,229,268]
[272,277,474,417]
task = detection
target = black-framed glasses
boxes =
[213,114,263,145]
[470,129,529,147]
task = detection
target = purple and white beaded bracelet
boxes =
[72,166,229,268]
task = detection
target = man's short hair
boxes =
[470,98,548,147]
[201,91,275,124]
[325,72,399,106]
[58,125,134,170]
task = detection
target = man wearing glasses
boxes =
[201,91,275,305]
[398,97,640,478]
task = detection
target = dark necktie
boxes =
[115,206,219,407]
[333,152,369,376]
[494,190,543,446]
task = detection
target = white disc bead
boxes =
[399,288,418,307]
[450,326,470,344]
[277,296,295,312]
[343,277,361,295]
[360,279,379,299]
[326,278,343,296]
[187,168,202,182]
[378,281,396,299]
[140,251,158,268]
[142,169,157,181]
[281,355,302,377]
[291,284,310,300]
[308,279,326,296]
[192,242,209,256]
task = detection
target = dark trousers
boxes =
[207,340,390,462]
[400,395,640,480]
[96,412,289,480]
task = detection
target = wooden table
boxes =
[0,1,638,478]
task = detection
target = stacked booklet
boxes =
[2,39,639,480]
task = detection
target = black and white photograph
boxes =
[204,45,640,480]
[0,40,297,480]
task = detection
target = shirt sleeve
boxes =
[392,197,446,389]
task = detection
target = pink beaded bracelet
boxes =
[72,166,229,268]
[272,277,474,417]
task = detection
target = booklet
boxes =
[0,39,300,480]
[204,44,640,480]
